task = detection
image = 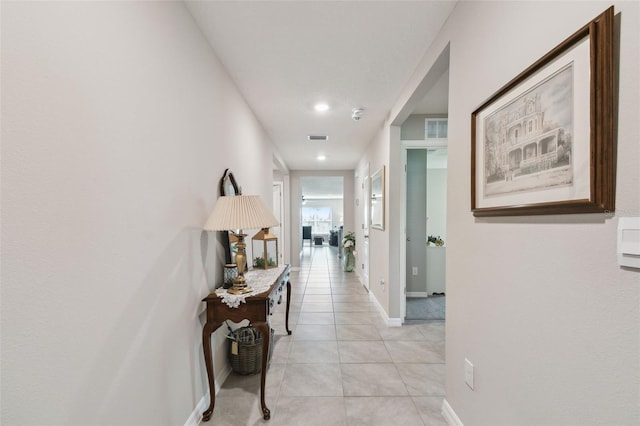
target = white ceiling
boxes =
[185,1,456,171]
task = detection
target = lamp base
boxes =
[227,285,253,295]
[227,274,252,295]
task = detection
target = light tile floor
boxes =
[207,245,446,426]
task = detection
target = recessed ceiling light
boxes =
[314,103,329,112]
[316,155,326,161]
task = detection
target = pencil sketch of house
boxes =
[483,65,574,198]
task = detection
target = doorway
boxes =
[272,182,285,265]
[402,143,447,321]
[395,45,450,323]
[300,176,344,256]
[361,164,370,291]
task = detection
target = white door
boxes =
[272,183,284,264]
[362,164,370,290]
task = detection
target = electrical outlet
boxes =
[464,358,474,390]
[412,267,418,276]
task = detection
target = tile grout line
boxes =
[266,246,445,424]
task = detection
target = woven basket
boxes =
[228,326,273,375]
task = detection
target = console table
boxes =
[201,264,291,421]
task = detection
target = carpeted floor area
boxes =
[406,295,445,320]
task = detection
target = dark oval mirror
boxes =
[220,169,240,196]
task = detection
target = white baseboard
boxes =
[407,291,428,298]
[368,291,388,322]
[184,392,209,426]
[356,272,369,292]
[184,364,232,426]
[441,398,463,426]
[387,317,402,327]
[368,292,402,327]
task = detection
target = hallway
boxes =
[208,245,446,425]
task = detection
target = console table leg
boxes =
[253,321,271,420]
[201,321,221,422]
[285,281,292,335]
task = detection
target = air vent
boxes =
[307,135,328,141]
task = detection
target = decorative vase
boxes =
[343,249,355,272]
[223,264,238,289]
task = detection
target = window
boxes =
[301,207,332,235]
[425,119,448,140]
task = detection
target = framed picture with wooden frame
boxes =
[370,166,385,230]
[471,7,615,217]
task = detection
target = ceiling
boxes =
[185,1,455,171]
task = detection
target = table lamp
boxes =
[204,195,280,294]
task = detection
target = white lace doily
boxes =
[215,265,287,308]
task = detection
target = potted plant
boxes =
[342,231,356,272]
[427,235,445,246]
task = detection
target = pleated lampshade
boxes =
[204,195,279,231]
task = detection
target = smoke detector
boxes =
[351,108,365,121]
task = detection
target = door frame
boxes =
[400,139,447,323]
[272,181,286,265]
[362,163,370,291]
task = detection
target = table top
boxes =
[204,264,289,307]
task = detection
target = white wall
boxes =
[356,129,392,317]
[1,2,276,424]
[389,1,639,424]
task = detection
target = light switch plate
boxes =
[618,217,640,268]
[464,358,474,390]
